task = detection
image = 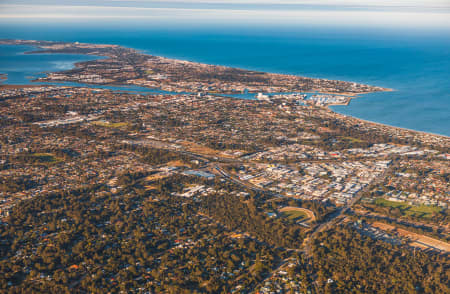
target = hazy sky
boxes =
[1,0,449,29]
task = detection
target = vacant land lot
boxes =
[145,172,171,182]
[372,222,450,253]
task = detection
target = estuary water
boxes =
[0,24,449,136]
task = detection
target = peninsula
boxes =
[0,39,447,294]
[0,39,389,95]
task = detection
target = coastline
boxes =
[1,82,447,141]
[319,88,394,97]
[1,40,447,139]
[0,84,48,89]
[329,106,450,139]
[0,39,389,95]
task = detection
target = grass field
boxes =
[281,210,308,222]
[278,207,316,223]
[374,198,442,219]
[91,121,130,128]
[28,153,64,165]
[32,153,57,162]
[343,136,365,144]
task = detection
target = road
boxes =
[129,140,399,293]
[303,161,393,256]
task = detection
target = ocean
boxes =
[0,23,449,136]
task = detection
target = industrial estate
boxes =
[0,40,448,293]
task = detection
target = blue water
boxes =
[0,23,449,136]
[0,44,102,84]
